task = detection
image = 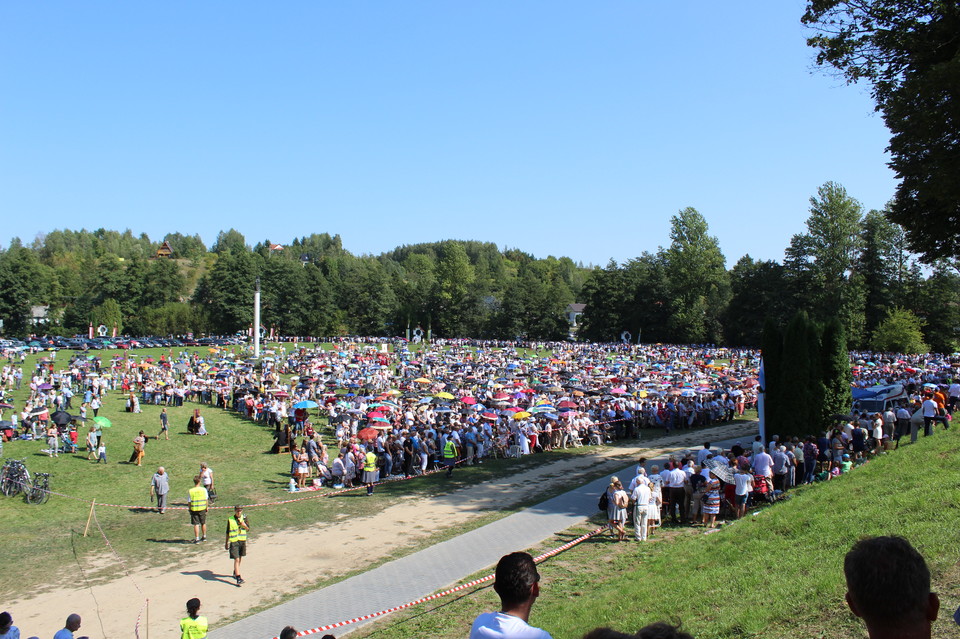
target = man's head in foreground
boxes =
[844,536,939,638]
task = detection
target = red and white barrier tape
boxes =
[270,526,607,639]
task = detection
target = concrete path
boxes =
[210,430,754,639]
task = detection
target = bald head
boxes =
[66,613,81,630]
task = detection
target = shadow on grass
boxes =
[127,507,156,514]
[147,538,196,545]
[181,569,237,586]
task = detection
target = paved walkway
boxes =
[210,429,755,639]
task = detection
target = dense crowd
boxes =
[0,341,760,485]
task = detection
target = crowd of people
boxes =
[1,339,958,638]
[0,340,761,489]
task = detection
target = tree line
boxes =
[0,181,957,350]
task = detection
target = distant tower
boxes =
[253,277,261,358]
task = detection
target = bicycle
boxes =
[0,459,30,497]
[26,472,51,504]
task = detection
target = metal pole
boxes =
[253,277,261,359]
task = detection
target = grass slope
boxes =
[354,428,960,639]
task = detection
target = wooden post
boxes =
[146,599,150,639]
[83,500,96,537]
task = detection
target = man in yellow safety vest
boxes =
[225,504,249,586]
[188,475,209,544]
[363,448,378,496]
[443,432,458,478]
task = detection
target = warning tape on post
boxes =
[270,525,607,639]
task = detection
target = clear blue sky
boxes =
[0,1,895,267]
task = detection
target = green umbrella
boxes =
[93,416,112,428]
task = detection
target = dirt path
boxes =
[12,422,756,638]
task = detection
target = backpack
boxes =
[598,491,609,512]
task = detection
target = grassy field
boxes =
[352,428,960,639]
[1,344,741,599]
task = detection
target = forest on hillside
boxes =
[0,182,957,351]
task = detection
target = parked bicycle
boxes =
[26,472,51,504]
[0,459,30,497]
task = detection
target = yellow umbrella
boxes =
[384,389,402,396]
[637,390,648,398]
[435,391,454,400]
[414,378,431,384]
[514,411,531,420]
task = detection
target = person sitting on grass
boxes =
[844,536,939,639]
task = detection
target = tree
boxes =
[91,298,123,335]
[211,229,248,255]
[784,182,866,345]
[872,307,929,354]
[803,1,960,261]
[662,208,729,344]
[724,256,789,347]
[820,317,852,423]
[431,242,477,337]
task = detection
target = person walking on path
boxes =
[225,505,249,587]
[188,475,209,543]
[470,551,552,639]
[443,434,458,478]
[151,466,170,514]
[180,598,208,639]
[158,407,170,440]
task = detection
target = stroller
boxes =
[751,475,776,504]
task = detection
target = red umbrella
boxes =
[558,400,578,409]
[367,411,385,420]
[481,411,498,420]
[461,397,477,405]
[357,427,379,440]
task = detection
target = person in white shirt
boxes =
[733,467,754,519]
[696,443,712,467]
[752,448,774,479]
[895,403,912,447]
[470,552,552,639]
[921,396,940,437]
[631,481,652,541]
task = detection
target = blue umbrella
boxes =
[293,400,319,409]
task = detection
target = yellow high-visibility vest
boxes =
[180,615,208,639]
[443,440,457,459]
[188,486,208,512]
[227,515,247,543]
[364,451,377,472]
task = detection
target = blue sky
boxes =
[0,1,895,267]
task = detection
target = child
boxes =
[96,440,107,463]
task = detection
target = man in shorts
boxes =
[188,475,209,543]
[225,505,249,586]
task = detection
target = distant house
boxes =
[269,243,284,253]
[29,305,50,326]
[565,303,586,327]
[154,241,173,259]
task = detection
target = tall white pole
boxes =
[253,277,261,359]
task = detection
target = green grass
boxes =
[351,429,960,639]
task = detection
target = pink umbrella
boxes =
[461,397,477,405]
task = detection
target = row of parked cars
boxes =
[0,335,248,351]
